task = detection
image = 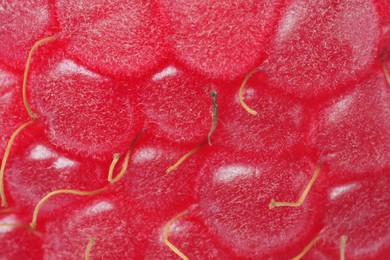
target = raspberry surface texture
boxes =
[0,0,389,259]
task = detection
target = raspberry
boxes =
[195,151,325,258]
[308,68,390,175]
[139,66,218,144]
[0,0,389,258]
[0,0,54,71]
[56,0,168,78]
[264,0,380,99]
[29,56,144,159]
[158,0,285,80]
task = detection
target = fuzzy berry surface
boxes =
[0,0,389,259]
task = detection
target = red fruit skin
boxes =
[374,0,390,53]
[308,69,390,175]
[55,0,124,29]
[139,65,219,144]
[0,212,43,259]
[195,150,325,259]
[264,0,380,99]
[145,207,238,259]
[5,133,107,215]
[308,173,390,259]
[29,55,144,160]
[42,191,156,259]
[215,75,307,155]
[158,0,285,80]
[114,135,207,218]
[55,0,168,79]
[0,0,57,71]
[0,0,389,259]
[0,67,30,155]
